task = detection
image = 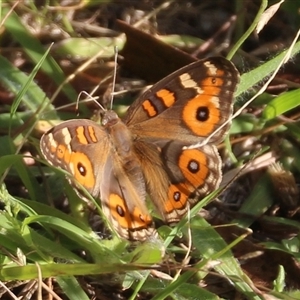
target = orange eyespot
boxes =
[70,152,95,189]
[108,194,152,229]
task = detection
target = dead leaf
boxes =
[256,0,285,34]
[117,20,196,82]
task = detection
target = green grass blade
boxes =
[2,9,78,102]
[56,276,90,300]
[263,88,300,120]
[236,40,300,97]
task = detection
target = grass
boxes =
[1,0,300,299]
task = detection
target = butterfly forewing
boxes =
[125,57,238,145]
[40,119,111,197]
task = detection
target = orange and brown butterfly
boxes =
[40,57,239,241]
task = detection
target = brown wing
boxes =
[125,57,239,145]
[40,119,156,240]
[134,140,221,224]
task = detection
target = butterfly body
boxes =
[40,57,239,241]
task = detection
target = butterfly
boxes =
[40,57,239,241]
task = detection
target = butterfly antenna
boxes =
[110,46,118,110]
[77,91,105,113]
